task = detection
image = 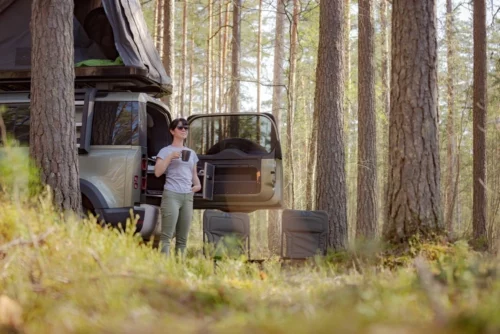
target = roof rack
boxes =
[0,66,172,97]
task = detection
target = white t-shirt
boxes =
[156,145,199,194]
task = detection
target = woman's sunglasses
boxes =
[176,125,189,131]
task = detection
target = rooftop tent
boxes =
[0,0,172,95]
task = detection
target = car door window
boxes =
[90,101,139,145]
[188,114,276,155]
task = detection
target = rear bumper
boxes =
[95,207,145,232]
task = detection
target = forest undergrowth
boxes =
[1,131,500,334]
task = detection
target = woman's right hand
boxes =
[169,151,181,161]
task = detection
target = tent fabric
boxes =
[0,0,171,92]
[281,209,329,259]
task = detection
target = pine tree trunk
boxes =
[230,0,241,114]
[218,0,224,114]
[384,0,443,243]
[180,0,188,117]
[188,35,194,117]
[30,0,81,212]
[156,0,164,55]
[472,0,487,243]
[344,0,351,119]
[222,1,230,113]
[257,0,263,114]
[444,0,458,234]
[356,0,377,239]
[153,0,159,48]
[268,0,286,255]
[285,0,299,209]
[379,0,390,229]
[206,0,212,114]
[315,0,348,250]
[162,0,175,113]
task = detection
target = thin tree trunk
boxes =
[285,0,299,209]
[211,1,217,114]
[180,0,188,117]
[268,0,286,255]
[206,0,212,114]
[157,0,164,55]
[257,0,263,114]
[344,0,351,121]
[188,35,194,117]
[162,0,175,113]
[218,0,223,113]
[222,1,230,113]
[154,0,159,48]
[356,0,377,239]
[444,0,458,234]
[30,0,81,212]
[230,0,241,114]
[315,0,348,250]
[384,0,443,243]
[473,0,487,244]
[379,0,390,229]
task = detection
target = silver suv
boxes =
[0,89,283,240]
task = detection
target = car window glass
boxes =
[188,115,275,155]
[91,101,139,146]
[0,104,83,146]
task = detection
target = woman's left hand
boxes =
[191,185,202,193]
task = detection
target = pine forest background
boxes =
[140,0,500,256]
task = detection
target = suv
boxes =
[0,0,283,240]
[0,88,283,239]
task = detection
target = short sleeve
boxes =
[156,147,170,160]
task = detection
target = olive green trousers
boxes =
[160,189,194,257]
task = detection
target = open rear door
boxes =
[188,113,283,213]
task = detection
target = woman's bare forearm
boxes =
[154,157,171,177]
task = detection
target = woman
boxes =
[155,118,201,256]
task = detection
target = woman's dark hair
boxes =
[169,118,188,131]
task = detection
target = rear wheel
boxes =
[81,194,95,218]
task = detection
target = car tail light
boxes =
[141,155,147,193]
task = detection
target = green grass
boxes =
[1,192,500,334]
[1,130,500,333]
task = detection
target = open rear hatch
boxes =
[188,113,283,213]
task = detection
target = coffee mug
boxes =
[181,150,191,162]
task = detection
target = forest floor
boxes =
[1,192,500,334]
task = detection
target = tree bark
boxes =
[230,0,242,114]
[473,0,487,243]
[188,35,194,117]
[162,0,175,113]
[153,0,159,48]
[257,0,263,114]
[285,0,299,209]
[356,0,377,239]
[379,0,390,229]
[444,0,458,234]
[315,0,348,250]
[180,0,188,117]
[222,1,230,113]
[384,0,443,243]
[206,0,212,114]
[344,0,351,119]
[30,0,81,212]
[268,0,287,255]
[156,0,164,55]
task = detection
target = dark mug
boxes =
[181,150,191,162]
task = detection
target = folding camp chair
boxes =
[203,210,251,258]
[281,209,329,259]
